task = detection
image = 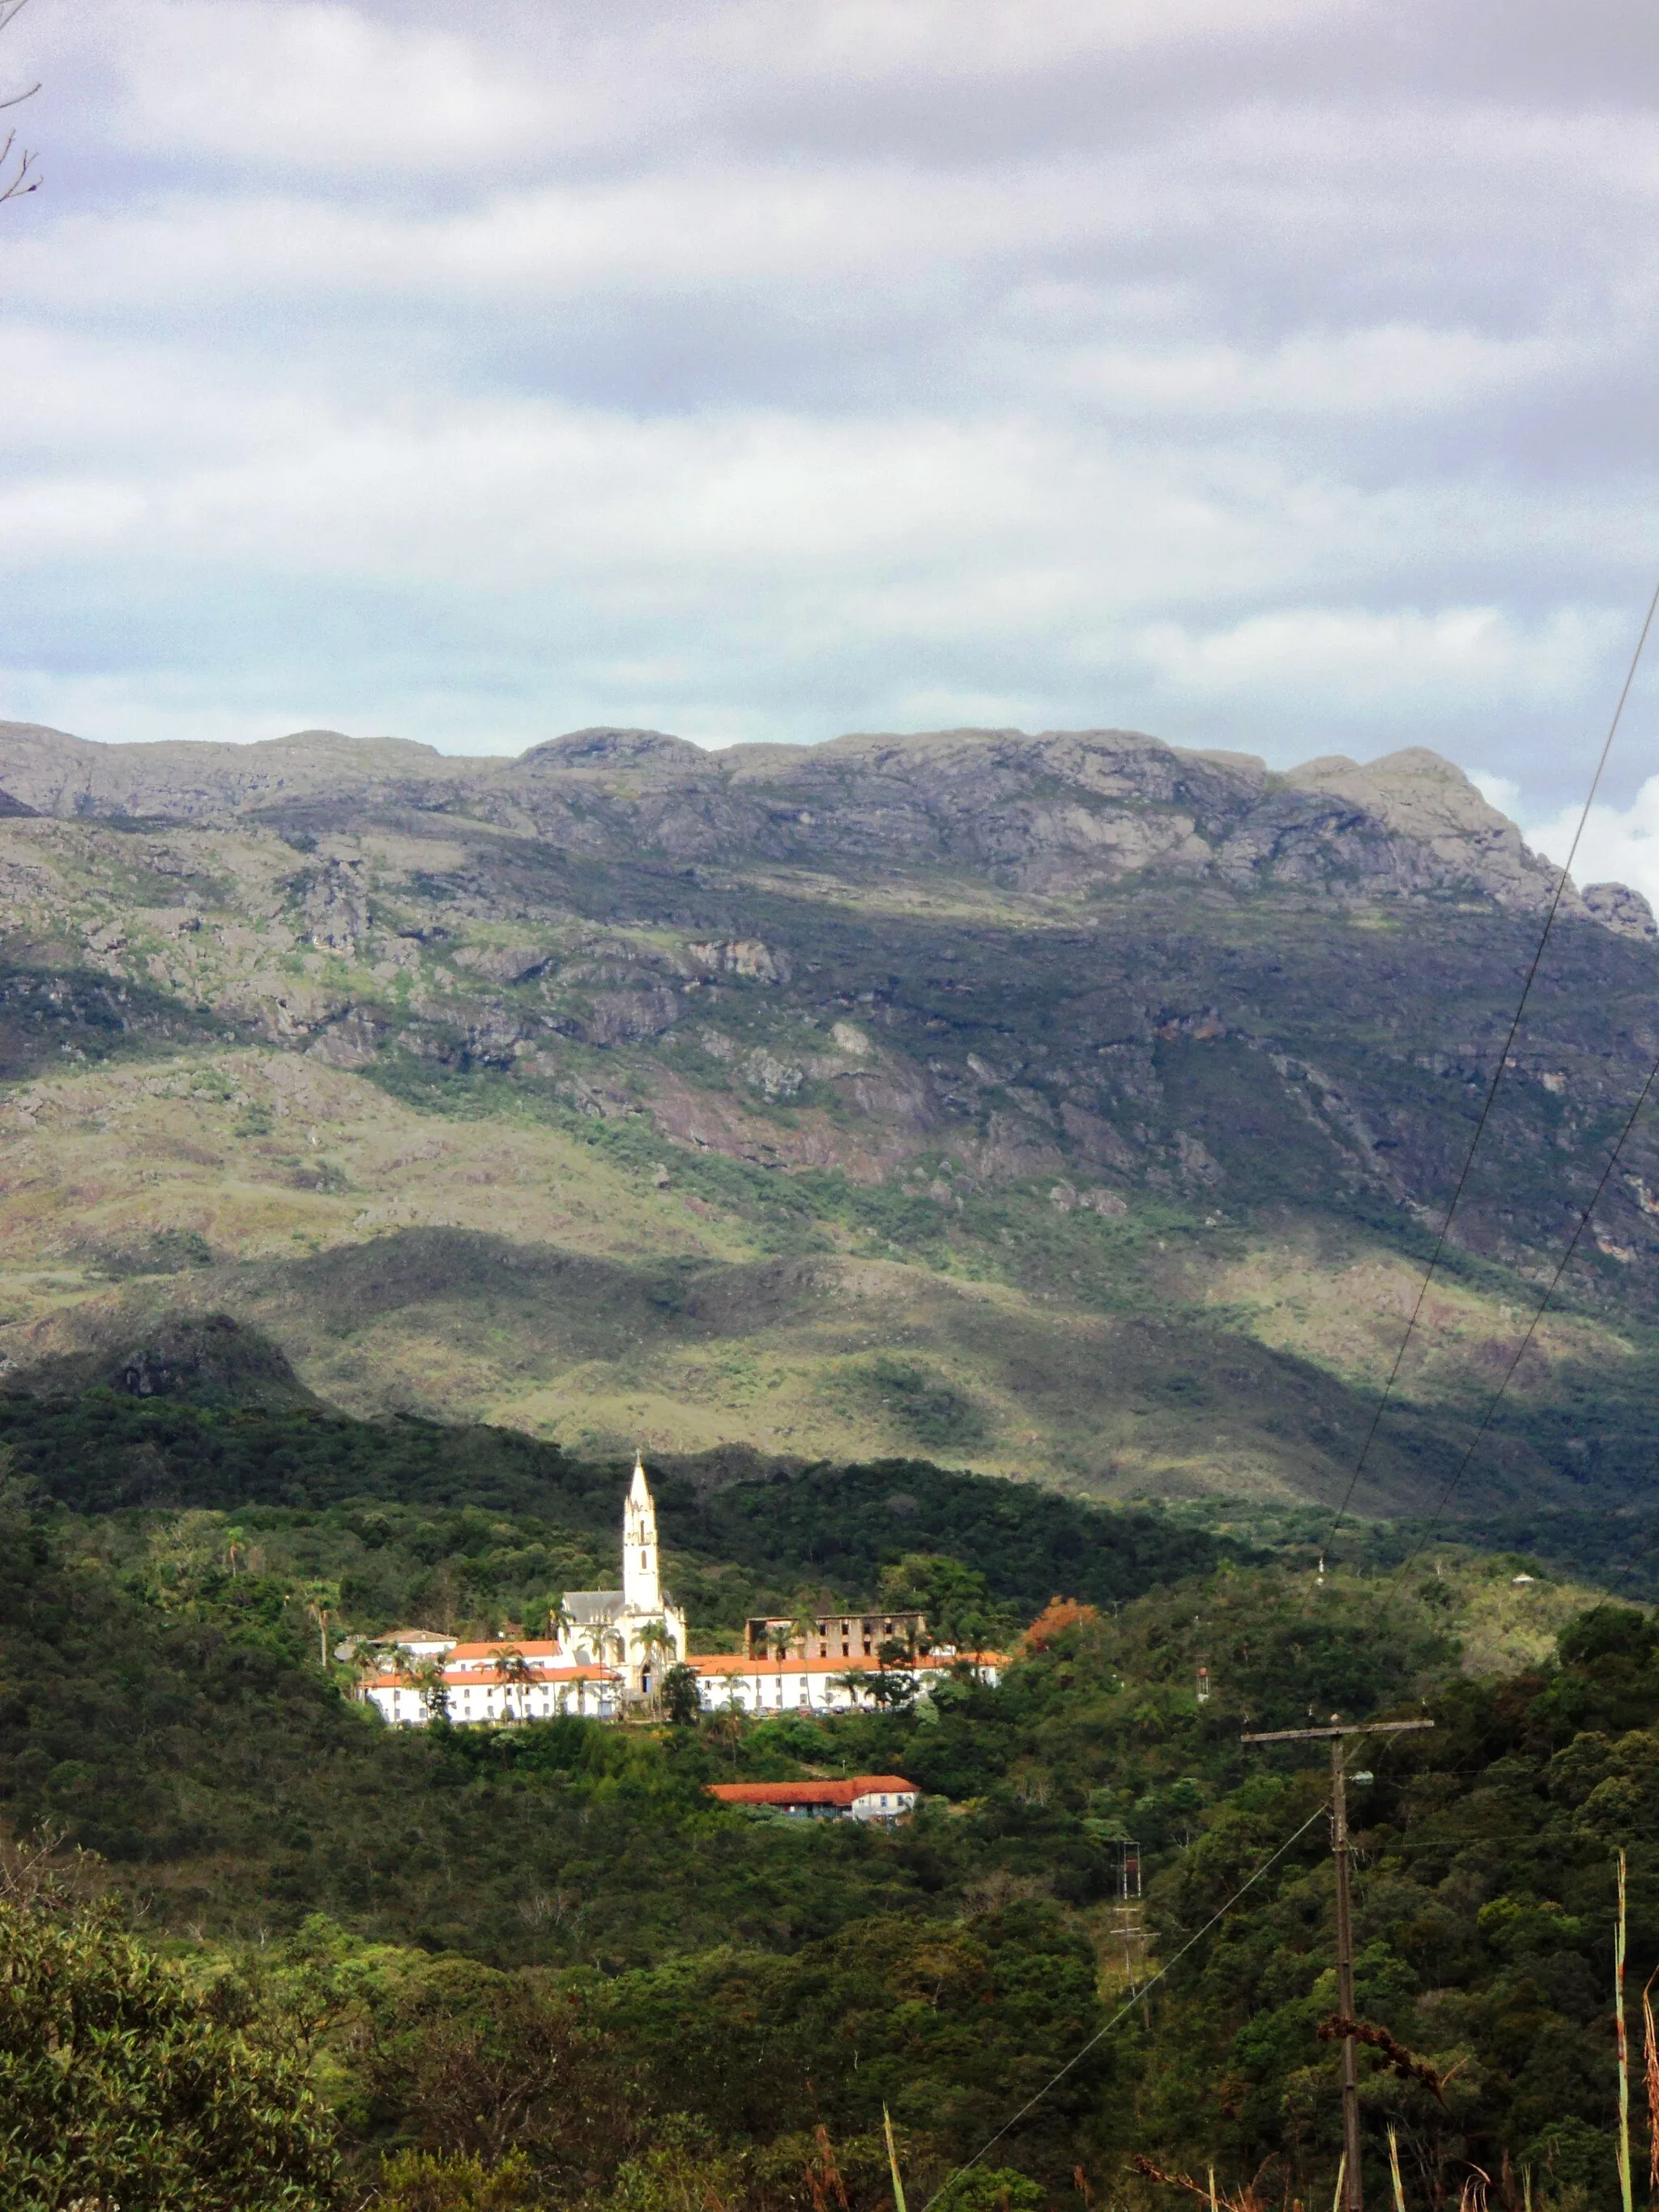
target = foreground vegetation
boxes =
[2,1404,1655,2210]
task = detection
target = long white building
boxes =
[360,1636,623,1726]
[686,1648,1002,1715]
[359,1459,1004,1728]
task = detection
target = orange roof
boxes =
[369,1663,616,1691]
[445,1664,612,1683]
[445,1639,568,1664]
[686,1651,1004,1676]
[707,1775,917,1807]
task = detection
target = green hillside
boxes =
[3,1447,1651,2210]
[0,727,1656,1524]
[3,724,1656,2206]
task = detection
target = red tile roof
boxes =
[369,1663,616,1691]
[445,1639,568,1664]
[706,1775,917,1807]
[686,1651,1004,1676]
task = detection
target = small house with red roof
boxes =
[706,1775,919,1824]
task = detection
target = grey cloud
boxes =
[0,0,1654,802]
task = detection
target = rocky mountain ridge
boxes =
[0,714,1656,1521]
[0,718,1648,930]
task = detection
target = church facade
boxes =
[561,1454,689,1701]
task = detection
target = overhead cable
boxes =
[917,1799,1331,2210]
[1392,1049,1659,1576]
[1319,576,1659,1559]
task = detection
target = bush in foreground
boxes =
[0,1895,339,2210]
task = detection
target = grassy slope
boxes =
[1,808,1657,1522]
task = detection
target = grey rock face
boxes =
[1582,882,1658,941]
[0,718,1632,935]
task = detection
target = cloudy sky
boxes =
[1,0,1657,880]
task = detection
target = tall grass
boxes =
[1387,2128,1405,2212]
[882,2107,906,2212]
[1617,1850,1633,2212]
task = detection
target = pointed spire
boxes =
[624,1450,660,1613]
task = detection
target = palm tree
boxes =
[871,1641,919,1709]
[492,1646,535,1724]
[788,1596,821,1658]
[350,1642,394,1702]
[708,1705,744,1771]
[301,1580,340,1669]
[599,1626,627,1714]
[544,1593,574,1650]
[224,1526,246,1579]
[637,1618,676,1715]
[407,1656,450,1724]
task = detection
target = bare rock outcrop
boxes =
[1582,882,1658,942]
[0,717,1640,940]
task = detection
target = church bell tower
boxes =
[623,1452,661,1614]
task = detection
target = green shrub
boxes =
[0,1898,339,2209]
[372,2148,537,2210]
[932,2169,1044,2212]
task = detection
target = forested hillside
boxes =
[3,1413,1653,2210]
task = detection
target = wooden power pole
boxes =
[1240,1716,1434,2212]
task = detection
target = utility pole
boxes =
[1240,1715,1434,2212]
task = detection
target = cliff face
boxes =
[0,720,1621,922]
[0,715,1653,1518]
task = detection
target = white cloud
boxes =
[1135,607,1618,717]
[1027,324,1574,420]
[0,0,1657,786]
[1469,769,1524,818]
[1513,782,1659,914]
[89,0,1354,177]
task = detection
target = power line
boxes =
[1320,576,1659,1559]
[1392,1049,1659,1577]
[917,1798,1332,2210]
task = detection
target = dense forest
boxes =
[1,1394,1653,2211]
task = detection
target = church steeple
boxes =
[623,1451,661,1613]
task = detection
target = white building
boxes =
[359,1456,1002,1728]
[685,1648,1002,1715]
[377,1626,455,1659]
[706,1775,919,1822]
[360,1636,625,1727]
[362,1454,683,1725]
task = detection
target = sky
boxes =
[1,0,1657,889]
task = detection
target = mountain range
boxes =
[1,714,1655,1541]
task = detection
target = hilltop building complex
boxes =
[360,1458,1003,1727]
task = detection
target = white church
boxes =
[360,1455,1002,1728]
[562,1453,689,1697]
